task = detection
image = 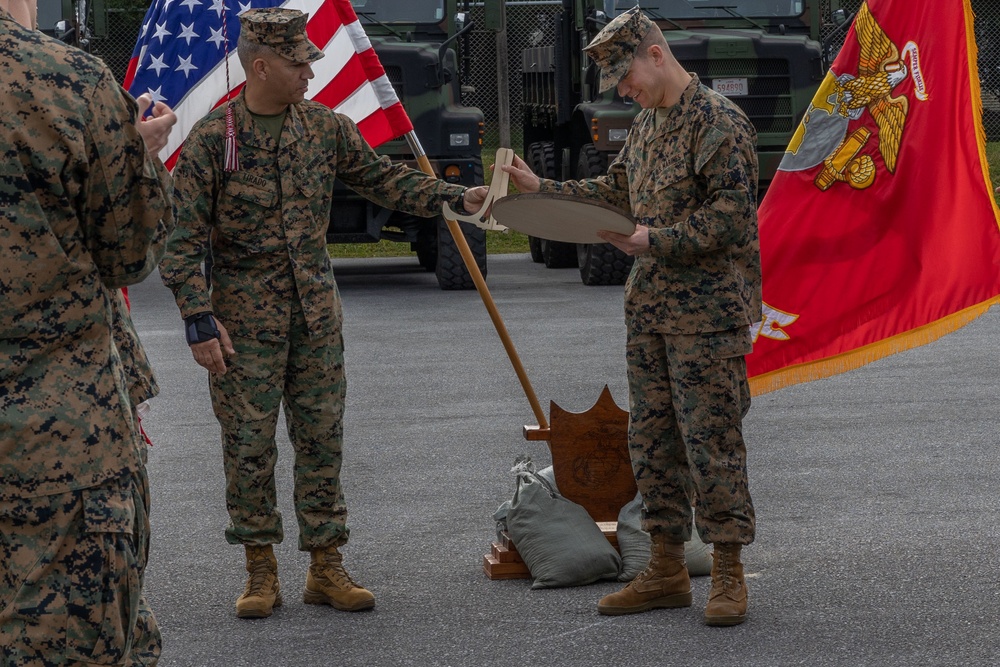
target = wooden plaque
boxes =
[490,193,636,244]
[547,385,637,523]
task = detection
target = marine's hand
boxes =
[500,154,541,193]
[135,93,177,155]
[463,186,488,213]
[191,320,235,375]
[598,224,650,256]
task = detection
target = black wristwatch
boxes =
[184,312,221,345]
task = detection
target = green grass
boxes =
[487,230,532,254]
[326,229,530,259]
[987,141,1000,190]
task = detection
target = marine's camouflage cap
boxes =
[583,6,654,93]
[239,8,324,64]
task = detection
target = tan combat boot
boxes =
[236,545,281,619]
[704,543,748,626]
[597,539,692,615]
[303,546,375,611]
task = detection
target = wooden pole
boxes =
[408,133,549,430]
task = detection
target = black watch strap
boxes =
[184,312,221,345]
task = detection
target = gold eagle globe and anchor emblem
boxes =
[779,3,928,191]
[752,4,930,346]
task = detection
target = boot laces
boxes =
[317,551,359,589]
[245,550,275,597]
[629,564,658,589]
[714,551,739,594]
[629,545,684,589]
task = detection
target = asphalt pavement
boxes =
[128,253,1000,667]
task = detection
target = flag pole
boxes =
[405,131,549,431]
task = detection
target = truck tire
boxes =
[575,143,634,285]
[436,217,487,290]
[415,228,436,271]
[525,141,577,268]
[541,239,578,269]
[576,242,634,286]
[528,235,543,263]
[525,142,550,264]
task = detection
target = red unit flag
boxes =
[748,0,1000,394]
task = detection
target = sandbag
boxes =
[492,466,557,541]
[506,464,621,589]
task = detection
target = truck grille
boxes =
[683,58,794,134]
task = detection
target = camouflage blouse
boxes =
[161,93,467,342]
[540,75,762,335]
[0,11,174,498]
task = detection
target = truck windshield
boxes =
[605,0,804,20]
[350,0,445,23]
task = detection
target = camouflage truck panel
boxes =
[660,29,824,188]
[329,38,483,241]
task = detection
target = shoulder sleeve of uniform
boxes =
[329,110,393,178]
[302,99,336,116]
[178,116,223,183]
[332,111,368,148]
[159,112,221,316]
[694,125,727,174]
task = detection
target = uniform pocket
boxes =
[631,157,692,221]
[651,157,690,193]
[229,174,277,209]
[708,327,753,360]
[217,174,278,254]
[63,479,140,664]
[296,153,330,234]
[296,165,323,198]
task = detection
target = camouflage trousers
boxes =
[0,468,160,666]
[210,310,349,551]
[626,327,755,545]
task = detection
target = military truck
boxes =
[331,0,487,290]
[521,0,846,285]
[43,0,486,290]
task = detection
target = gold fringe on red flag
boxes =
[749,295,1000,395]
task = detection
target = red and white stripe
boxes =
[127,0,412,169]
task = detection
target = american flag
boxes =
[123,0,413,169]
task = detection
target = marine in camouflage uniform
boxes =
[0,5,174,664]
[158,8,475,619]
[489,7,761,626]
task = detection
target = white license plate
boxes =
[712,77,749,97]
